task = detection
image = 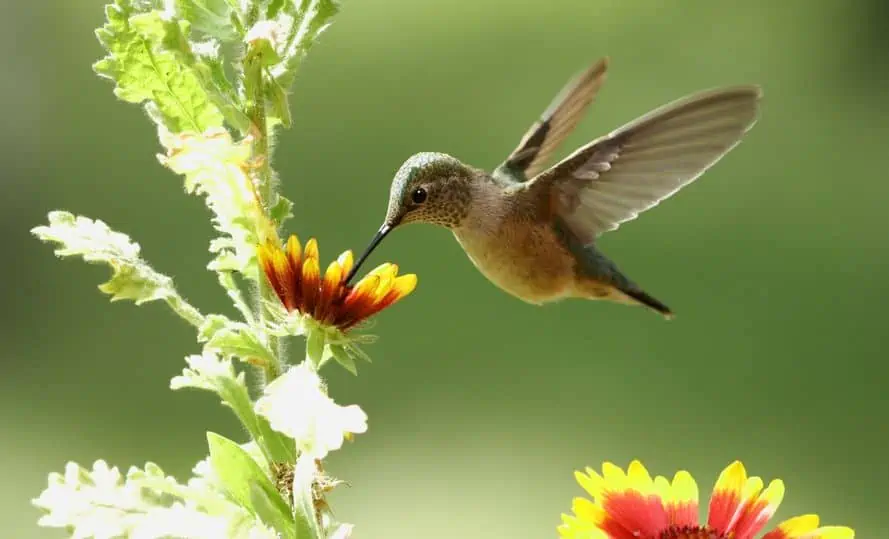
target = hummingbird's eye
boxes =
[411,187,428,204]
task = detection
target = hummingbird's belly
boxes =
[452,225,575,304]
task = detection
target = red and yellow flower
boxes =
[559,460,853,539]
[257,235,416,331]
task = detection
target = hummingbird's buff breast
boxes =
[452,188,576,304]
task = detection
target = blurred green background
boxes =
[3,0,888,537]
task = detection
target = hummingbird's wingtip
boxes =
[589,56,609,75]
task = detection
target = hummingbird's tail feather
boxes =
[616,285,674,319]
[569,243,674,318]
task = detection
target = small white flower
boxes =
[171,351,242,392]
[243,523,282,539]
[132,504,229,539]
[34,458,279,539]
[328,523,355,539]
[33,461,140,539]
[244,14,293,54]
[255,362,367,459]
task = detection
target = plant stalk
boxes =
[245,48,282,382]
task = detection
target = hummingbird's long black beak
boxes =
[345,223,393,285]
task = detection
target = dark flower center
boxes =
[659,526,726,539]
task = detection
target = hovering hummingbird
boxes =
[346,58,761,318]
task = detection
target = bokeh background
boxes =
[3,0,888,537]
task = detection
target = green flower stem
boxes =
[164,294,205,327]
[245,3,260,28]
[218,272,256,325]
[244,44,282,382]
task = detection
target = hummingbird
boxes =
[346,58,761,318]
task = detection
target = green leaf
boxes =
[250,483,296,539]
[130,461,235,515]
[174,0,238,41]
[172,353,261,452]
[134,11,251,133]
[171,353,258,432]
[191,39,253,133]
[267,76,292,128]
[32,211,167,304]
[206,433,291,518]
[245,23,283,66]
[306,329,326,367]
[329,344,357,376]
[272,0,341,89]
[172,350,296,464]
[197,313,230,341]
[257,415,298,463]
[94,1,224,132]
[217,272,257,323]
[31,212,203,326]
[229,9,246,36]
[267,0,286,19]
[269,194,294,227]
[158,127,276,278]
[346,342,372,364]
[199,316,277,367]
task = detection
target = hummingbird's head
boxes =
[346,152,473,283]
[384,152,473,229]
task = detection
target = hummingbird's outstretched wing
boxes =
[493,58,609,184]
[531,86,761,245]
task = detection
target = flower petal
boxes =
[595,461,669,539]
[762,514,854,539]
[372,267,396,302]
[575,468,605,500]
[285,234,302,271]
[366,263,398,301]
[732,478,784,539]
[627,460,655,495]
[804,527,855,539]
[665,470,699,528]
[337,275,381,327]
[316,259,344,322]
[284,235,303,307]
[558,513,607,539]
[336,250,354,278]
[364,262,393,279]
[304,237,319,262]
[359,274,418,320]
[763,515,820,539]
[708,460,748,534]
[300,256,320,315]
[258,242,296,309]
[601,462,627,489]
[572,497,605,524]
[341,265,404,326]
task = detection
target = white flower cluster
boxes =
[36,356,366,539]
[256,362,368,460]
[32,460,278,539]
